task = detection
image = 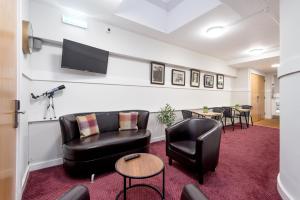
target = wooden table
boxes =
[115,153,165,200]
[190,109,222,118]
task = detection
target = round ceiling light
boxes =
[271,63,280,68]
[248,48,265,55]
[205,26,225,38]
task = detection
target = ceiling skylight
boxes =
[115,0,221,33]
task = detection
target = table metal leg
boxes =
[129,178,131,187]
[162,168,165,199]
[124,176,126,200]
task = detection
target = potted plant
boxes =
[158,104,176,127]
[203,106,209,113]
[235,104,240,109]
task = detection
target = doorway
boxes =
[251,73,265,122]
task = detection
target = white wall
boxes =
[25,0,237,171]
[231,68,250,105]
[277,0,300,199]
[29,0,236,77]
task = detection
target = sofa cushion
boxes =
[76,113,100,138]
[63,129,151,161]
[170,140,196,159]
[119,112,138,131]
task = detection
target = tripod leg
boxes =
[51,97,56,119]
[44,103,50,119]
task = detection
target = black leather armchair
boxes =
[181,184,208,200]
[58,185,90,200]
[166,118,222,184]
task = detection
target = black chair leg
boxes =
[231,118,235,131]
[169,158,172,165]
[198,173,204,184]
[251,116,253,126]
[239,116,242,129]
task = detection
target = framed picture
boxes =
[151,62,165,85]
[204,74,214,88]
[190,69,200,87]
[172,69,185,86]
[217,74,224,89]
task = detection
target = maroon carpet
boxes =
[22,126,280,200]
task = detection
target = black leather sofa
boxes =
[166,118,222,184]
[59,110,151,176]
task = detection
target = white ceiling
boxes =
[34,0,280,72]
[231,56,279,73]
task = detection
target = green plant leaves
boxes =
[157,104,176,127]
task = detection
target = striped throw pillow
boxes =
[119,112,139,131]
[76,113,100,138]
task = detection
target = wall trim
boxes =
[277,173,293,200]
[22,72,234,92]
[29,158,63,172]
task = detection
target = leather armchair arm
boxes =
[196,121,222,169]
[180,184,208,200]
[165,119,190,143]
[58,185,90,200]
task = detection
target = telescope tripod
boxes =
[44,94,56,120]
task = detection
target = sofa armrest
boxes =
[165,119,190,143]
[58,185,90,200]
[180,184,208,200]
[196,121,222,170]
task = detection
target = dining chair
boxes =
[241,105,254,126]
[182,110,193,119]
[211,107,225,133]
[222,107,242,130]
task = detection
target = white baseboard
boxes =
[29,158,63,172]
[151,135,165,143]
[277,173,293,200]
[21,165,30,191]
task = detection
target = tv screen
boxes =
[61,39,109,74]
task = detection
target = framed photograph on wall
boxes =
[172,69,185,86]
[217,74,224,89]
[151,62,165,85]
[204,74,214,88]
[190,69,200,87]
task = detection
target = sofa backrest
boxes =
[187,118,219,140]
[59,110,149,144]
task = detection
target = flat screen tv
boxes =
[61,39,109,74]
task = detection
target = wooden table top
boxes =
[233,107,250,112]
[115,153,164,178]
[190,109,222,117]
